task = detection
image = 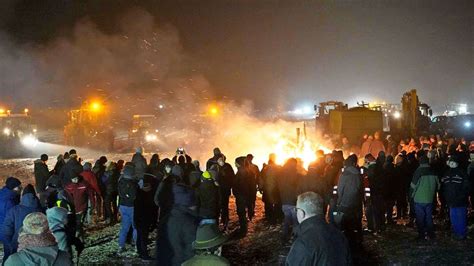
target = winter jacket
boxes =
[118,175,138,207]
[278,169,299,206]
[64,181,93,213]
[80,170,101,197]
[368,162,385,197]
[233,168,254,199]
[132,153,147,180]
[105,169,121,194]
[34,160,50,193]
[59,158,83,184]
[286,215,352,266]
[197,179,220,219]
[134,176,158,228]
[216,163,235,193]
[182,254,230,266]
[46,207,69,253]
[261,163,280,204]
[5,246,72,266]
[337,166,363,213]
[206,155,220,171]
[2,193,42,253]
[410,164,440,204]
[441,168,470,207]
[156,206,197,266]
[0,187,19,231]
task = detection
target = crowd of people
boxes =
[0,132,473,265]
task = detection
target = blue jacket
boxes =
[0,187,19,232]
[2,193,42,252]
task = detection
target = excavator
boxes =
[390,89,432,138]
[64,101,114,151]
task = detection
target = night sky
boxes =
[0,0,472,112]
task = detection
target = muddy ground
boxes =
[1,158,473,265]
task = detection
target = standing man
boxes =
[216,156,235,230]
[207,148,224,170]
[117,163,138,254]
[441,155,470,240]
[0,177,21,262]
[410,156,439,240]
[246,154,259,221]
[59,150,83,185]
[233,157,252,235]
[286,192,351,266]
[34,154,50,193]
[337,154,363,247]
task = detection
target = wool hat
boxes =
[6,177,21,190]
[23,212,49,235]
[193,223,228,250]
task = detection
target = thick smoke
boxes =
[0,8,329,165]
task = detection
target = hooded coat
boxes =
[132,153,147,180]
[0,187,19,230]
[337,166,363,213]
[118,168,139,207]
[5,245,72,266]
[64,180,93,214]
[2,193,42,253]
[34,160,50,193]
[197,173,220,219]
[59,157,83,185]
[46,207,69,253]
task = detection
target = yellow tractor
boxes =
[64,101,114,151]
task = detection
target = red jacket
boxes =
[80,170,101,196]
[64,181,94,214]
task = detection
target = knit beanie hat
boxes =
[23,212,49,235]
[6,177,21,190]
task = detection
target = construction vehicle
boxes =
[128,114,161,148]
[315,101,383,142]
[0,108,38,157]
[64,101,114,151]
[390,89,432,138]
[314,101,348,133]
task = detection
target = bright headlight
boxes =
[3,128,11,136]
[145,134,157,142]
[465,121,471,128]
[393,111,401,119]
[21,135,38,147]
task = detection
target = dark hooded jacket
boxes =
[156,165,197,266]
[197,172,220,219]
[59,157,83,185]
[216,163,235,194]
[118,167,139,207]
[337,166,363,213]
[2,193,42,253]
[286,215,352,266]
[132,153,147,180]
[278,161,300,205]
[34,160,50,193]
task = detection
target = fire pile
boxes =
[272,134,332,168]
